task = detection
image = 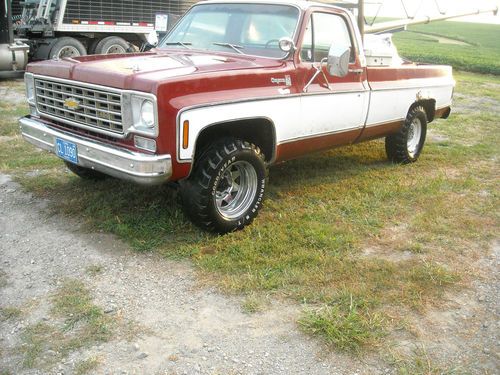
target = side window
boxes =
[301,12,354,63]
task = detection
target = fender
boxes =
[176,98,295,166]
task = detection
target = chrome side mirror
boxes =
[278,37,296,55]
[327,45,350,77]
[147,30,159,47]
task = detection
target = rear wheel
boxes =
[180,138,268,233]
[50,37,87,59]
[64,161,107,180]
[94,36,129,55]
[385,105,428,164]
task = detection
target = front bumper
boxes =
[19,116,172,186]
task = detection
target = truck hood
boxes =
[26,50,283,92]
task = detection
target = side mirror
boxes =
[278,37,296,54]
[327,45,350,77]
[147,31,159,47]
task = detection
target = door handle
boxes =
[349,68,364,74]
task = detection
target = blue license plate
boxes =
[56,138,78,164]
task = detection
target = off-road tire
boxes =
[64,161,107,180]
[50,37,87,59]
[385,105,428,164]
[94,36,129,55]
[180,138,268,234]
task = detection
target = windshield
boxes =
[159,3,300,59]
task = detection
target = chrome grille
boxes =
[35,78,123,134]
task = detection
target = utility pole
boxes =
[357,0,364,39]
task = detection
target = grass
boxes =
[299,294,385,352]
[19,279,113,369]
[74,356,101,375]
[0,55,499,370]
[391,21,500,74]
[0,307,22,322]
[241,294,265,314]
[85,264,104,276]
[0,270,7,288]
[389,345,463,375]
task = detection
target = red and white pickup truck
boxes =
[20,0,454,233]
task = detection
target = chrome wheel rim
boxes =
[57,46,80,58]
[105,45,126,54]
[407,117,422,157]
[214,161,258,220]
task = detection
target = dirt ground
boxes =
[1,173,390,374]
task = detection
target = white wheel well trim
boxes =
[176,114,277,176]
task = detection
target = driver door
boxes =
[297,11,369,147]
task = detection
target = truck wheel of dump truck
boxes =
[180,138,268,234]
[94,36,129,55]
[87,38,102,55]
[64,161,107,180]
[50,37,87,59]
[385,105,427,164]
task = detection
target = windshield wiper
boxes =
[165,41,192,49]
[212,42,244,54]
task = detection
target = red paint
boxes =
[275,128,361,162]
[355,121,403,143]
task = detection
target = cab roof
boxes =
[196,0,345,12]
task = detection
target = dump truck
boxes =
[13,0,199,59]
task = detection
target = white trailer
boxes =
[13,0,196,60]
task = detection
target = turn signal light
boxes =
[134,135,156,152]
[182,120,189,149]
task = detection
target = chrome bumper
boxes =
[19,116,172,186]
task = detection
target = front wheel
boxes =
[385,105,428,164]
[180,138,268,233]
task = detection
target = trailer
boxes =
[1,0,29,78]
[12,0,197,61]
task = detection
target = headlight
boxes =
[140,100,155,127]
[25,73,35,104]
[24,73,39,116]
[122,93,158,137]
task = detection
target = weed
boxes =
[74,356,101,375]
[19,279,114,369]
[20,322,59,368]
[389,345,462,375]
[0,270,7,288]
[241,294,264,314]
[85,264,104,276]
[0,307,22,322]
[299,295,385,352]
[51,279,112,341]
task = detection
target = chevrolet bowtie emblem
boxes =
[63,97,80,110]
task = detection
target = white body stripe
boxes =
[367,79,454,125]
[178,79,454,162]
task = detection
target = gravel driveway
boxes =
[0,173,389,374]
